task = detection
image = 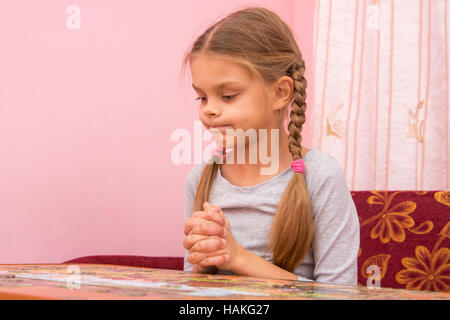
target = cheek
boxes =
[238,95,271,128]
[238,114,267,132]
[231,105,258,129]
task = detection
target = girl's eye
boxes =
[195,95,237,103]
[223,95,237,101]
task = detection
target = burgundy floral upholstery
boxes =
[353,191,449,293]
[63,191,449,293]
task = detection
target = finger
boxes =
[189,237,226,253]
[203,203,226,224]
[183,233,209,250]
[185,218,226,237]
[183,234,215,250]
[187,248,228,265]
[197,254,230,267]
[203,202,212,210]
[192,210,225,227]
[203,202,223,216]
[190,219,226,237]
[187,251,209,265]
[185,217,220,235]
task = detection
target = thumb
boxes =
[203,202,212,210]
[203,202,222,215]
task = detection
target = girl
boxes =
[181,7,360,286]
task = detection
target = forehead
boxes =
[190,53,254,90]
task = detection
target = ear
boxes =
[270,76,294,113]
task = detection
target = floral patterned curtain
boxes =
[311,0,449,191]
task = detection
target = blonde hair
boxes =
[181,6,312,272]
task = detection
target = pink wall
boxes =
[0,0,315,263]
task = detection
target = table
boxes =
[0,264,449,300]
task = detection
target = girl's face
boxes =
[190,52,282,150]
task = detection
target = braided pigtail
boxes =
[267,58,313,272]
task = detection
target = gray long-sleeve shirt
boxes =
[183,147,360,286]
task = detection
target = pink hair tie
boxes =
[291,158,305,173]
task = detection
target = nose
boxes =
[201,100,222,118]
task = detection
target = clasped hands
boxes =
[183,202,243,274]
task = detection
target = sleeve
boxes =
[308,157,360,286]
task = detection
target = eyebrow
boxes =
[192,81,241,91]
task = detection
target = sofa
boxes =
[63,190,450,293]
[353,190,449,292]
